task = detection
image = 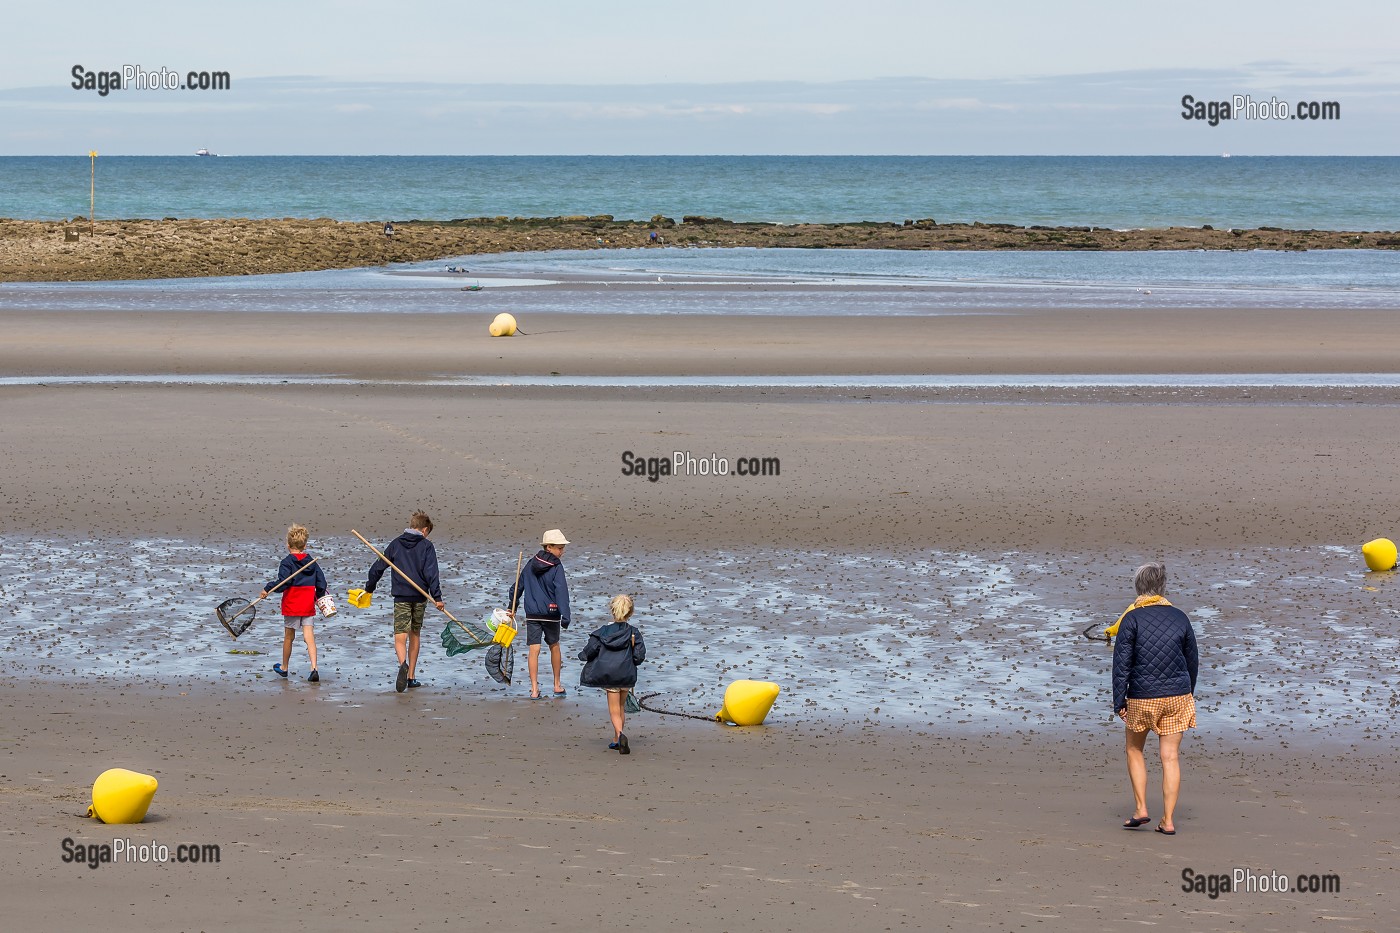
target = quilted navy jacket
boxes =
[1111,604,1199,712]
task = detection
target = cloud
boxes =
[2,69,1395,155]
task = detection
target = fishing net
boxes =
[216,599,256,638]
[441,618,495,657]
[485,644,514,684]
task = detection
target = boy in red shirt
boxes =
[262,523,328,682]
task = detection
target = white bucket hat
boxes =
[542,529,570,546]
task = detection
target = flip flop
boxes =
[529,692,546,700]
[273,664,288,678]
[1122,816,1152,829]
[552,689,567,698]
[1156,824,1177,835]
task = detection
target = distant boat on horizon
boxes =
[195,148,217,157]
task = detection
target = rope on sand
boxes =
[637,692,716,722]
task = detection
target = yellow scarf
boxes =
[1104,594,1171,638]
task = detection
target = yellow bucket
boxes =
[492,621,517,647]
[347,588,372,609]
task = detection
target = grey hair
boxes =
[1133,562,1167,596]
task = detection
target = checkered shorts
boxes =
[1123,694,1197,735]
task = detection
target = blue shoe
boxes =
[273,663,288,678]
[608,741,620,750]
[405,679,421,688]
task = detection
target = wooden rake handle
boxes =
[350,529,461,625]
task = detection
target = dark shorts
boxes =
[526,619,561,646]
[393,601,426,635]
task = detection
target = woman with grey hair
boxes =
[1111,561,1199,835]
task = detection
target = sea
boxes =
[3,154,1399,230]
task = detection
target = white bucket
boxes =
[316,595,337,618]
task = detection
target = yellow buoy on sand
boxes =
[715,679,781,726]
[1363,538,1398,572]
[489,313,518,337]
[88,768,158,824]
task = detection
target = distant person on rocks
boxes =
[383,221,395,238]
[364,511,444,692]
[507,529,572,700]
[262,523,327,682]
[578,594,646,754]
[1112,561,1199,836]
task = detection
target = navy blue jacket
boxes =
[577,622,646,688]
[1112,603,1199,712]
[364,531,441,603]
[265,553,327,617]
[507,549,570,625]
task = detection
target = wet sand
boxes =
[7,305,1400,379]
[4,682,1395,931]
[3,304,1399,928]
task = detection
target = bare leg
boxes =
[528,644,542,696]
[394,632,408,665]
[549,642,563,693]
[1159,731,1184,832]
[1125,727,1149,821]
[607,691,626,740]
[407,630,421,678]
[282,628,294,669]
[303,624,317,669]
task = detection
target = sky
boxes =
[3,0,1397,155]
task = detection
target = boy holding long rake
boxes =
[362,511,445,692]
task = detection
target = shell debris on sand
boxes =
[2,537,1396,743]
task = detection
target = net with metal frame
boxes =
[216,600,257,638]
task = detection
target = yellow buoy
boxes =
[489,313,518,337]
[1363,538,1397,572]
[87,768,158,824]
[347,588,372,609]
[715,679,781,726]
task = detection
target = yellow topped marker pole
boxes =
[88,150,97,235]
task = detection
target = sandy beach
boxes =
[3,299,1399,929]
